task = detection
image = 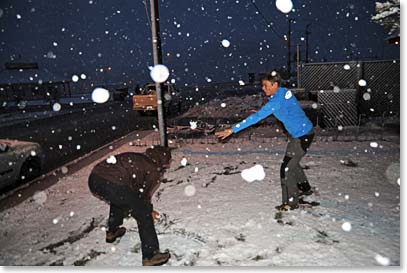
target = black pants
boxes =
[88,173,159,259]
[279,132,314,205]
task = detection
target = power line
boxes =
[248,0,284,40]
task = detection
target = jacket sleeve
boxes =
[232,98,280,133]
[145,170,161,201]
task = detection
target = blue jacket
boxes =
[232,87,313,138]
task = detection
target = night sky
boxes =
[0,0,400,87]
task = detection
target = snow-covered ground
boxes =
[0,130,400,267]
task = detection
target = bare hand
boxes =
[215,128,233,140]
[152,210,160,223]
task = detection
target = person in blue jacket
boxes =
[215,71,315,211]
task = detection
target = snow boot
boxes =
[275,203,299,211]
[106,227,126,243]
[142,250,171,266]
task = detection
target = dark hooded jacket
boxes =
[91,146,171,201]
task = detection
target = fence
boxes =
[300,60,400,123]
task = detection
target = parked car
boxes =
[132,83,180,115]
[0,139,43,190]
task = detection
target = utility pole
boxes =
[149,0,168,147]
[287,19,293,78]
[305,23,311,63]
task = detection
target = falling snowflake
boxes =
[190,121,197,130]
[363,93,371,101]
[181,157,188,166]
[358,79,367,86]
[150,64,170,83]
[72,75,79,82]
[61,166,68,174]
[370,142,378,148]
[343,64,351,70]
[276,0,293,13]
[52,103,61,112]
[33,191,47,205]
[375,254,390,266]
[220,103,226,108]
[184,185,196,196]
[106,155,117,164]
[341,222,352,232]
[221,39,231,48]
[91,88,110,103]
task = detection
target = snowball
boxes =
[343,64,351,70]
[363,93,371,101]
[220,103,226,108]
[76,145,81,150]
[30,151,37,156]
[106,155,117,164]
[271,71,277,76]
[238,80,245,86]
[374,192,380,197]
[284,90,292,99]
[358,79,367,86]
[190,121,197,130]
[275,0,293,13]
[184,185,196,196]
[181,157,188,166]
[338,125,343,131]
[341,222,352,232]
[16,14,22,19]
[91,87,110,103]
[53,218,59,225]
[33,191,47,205]
[375,254,390,266]
[150,64,170,83]
[241,164,266,183]
[370,142,378,148]
[72,75,79,82]
[80,74,87,80]
[69,211,75,217]
[52,103,61,112]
